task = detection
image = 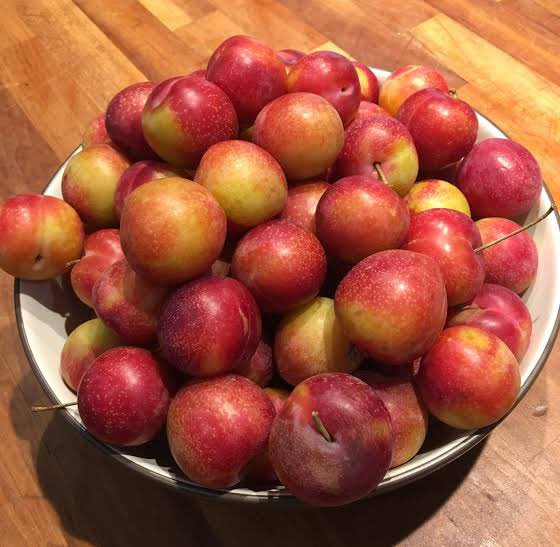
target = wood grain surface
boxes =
[1,1,560,545]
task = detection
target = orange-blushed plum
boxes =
[280,180,330,234]
[246,387,290,483]
[316,175,410,264]
[195,140,288,234]
[142,75,238,169]
[287,51,360,126]
[396,88,478,172]
[105,82,158,160]
[356,371,428,468]
[456,139,542,219]
[70,229,124,308]
[331,115,418,197]
[167,375,275,488]
[234,340,274,387]
[158,277,261,376]
[335,250,447,365]
[352,61,379,103]
[353,101,391,122]
[78,347,178,447]
[82,112,112,148]
[404,179,471,216]
[379,65,449,116]
[416,326,520,429]
[92,259,168,346]
[403,208,482,248]
[206,35,287,124]
[476,217,538,294]
[62,144,130,227]
[448,283,532,361]
[277,48,305,69]
[115,160,182,218]
[253,93,344,181]
[404,233,485,307]
[274,297,363,386]
[268,373,393,506]
[120,177,226,286]
[0,194,84,280]
[231,220,327,314]
[60,318,123,392]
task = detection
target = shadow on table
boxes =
[10,371,485,547]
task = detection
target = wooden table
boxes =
[1,1,560,545]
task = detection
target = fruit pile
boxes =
[0,36,549,507]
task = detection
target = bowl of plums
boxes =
[3,36,559,507]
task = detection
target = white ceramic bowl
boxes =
[15,68,560,502]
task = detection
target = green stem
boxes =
[312,410,333,442]
[474,205,554,253]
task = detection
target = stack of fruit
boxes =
[0,35,549,507]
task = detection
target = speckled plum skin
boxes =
[246,388,290,484]
[105,82,158,160]
[280,180,329,234]
[404,208,482,248]
[92,259,168,346]
[206,35,287,124]
[331,115,419,197]
[70,228,124,308]
[252,93,344,181]
[449,283,532,361]
[78,347,177,446]
[316,175,410,264]
[274,297,363,386]
[456,138,543,218]
[269,373,393,506]
[231,220,327,313]
[404,235,485,307]
[120,177,226,286]
[404,179,471,216]
[416,326,520,429]
[62,144,130,227]
[167,374,275,488]
[476,217,538,293]
[158,277,261,376]
[335,250,447,365]
[195,140,288,234]
[60,318,123,392]
[115,161,181,218]
[142,75,238,169]
[353,101,390,122]
[0,194,84,280]
[352,62,379,103]
[356,371,428,468]
[287,51,360,126]
[234,340,274,387]
[277,49,305,68]
[396,88,478,172]
[379,65,449,116]
[82,112,112,148]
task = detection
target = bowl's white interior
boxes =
[15,68,560,500]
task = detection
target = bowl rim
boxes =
[13,110,560,505]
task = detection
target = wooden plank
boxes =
[137,0,193,31]
[74,0,206,80]
[427,0,560,86]
[411,13,560,196]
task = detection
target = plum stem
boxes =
[312,410,333,442]
[474,205,554,253]
[373,162,389,186]
[449,89,457,98]
[65,259,81,269]
[32,401,77,412]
